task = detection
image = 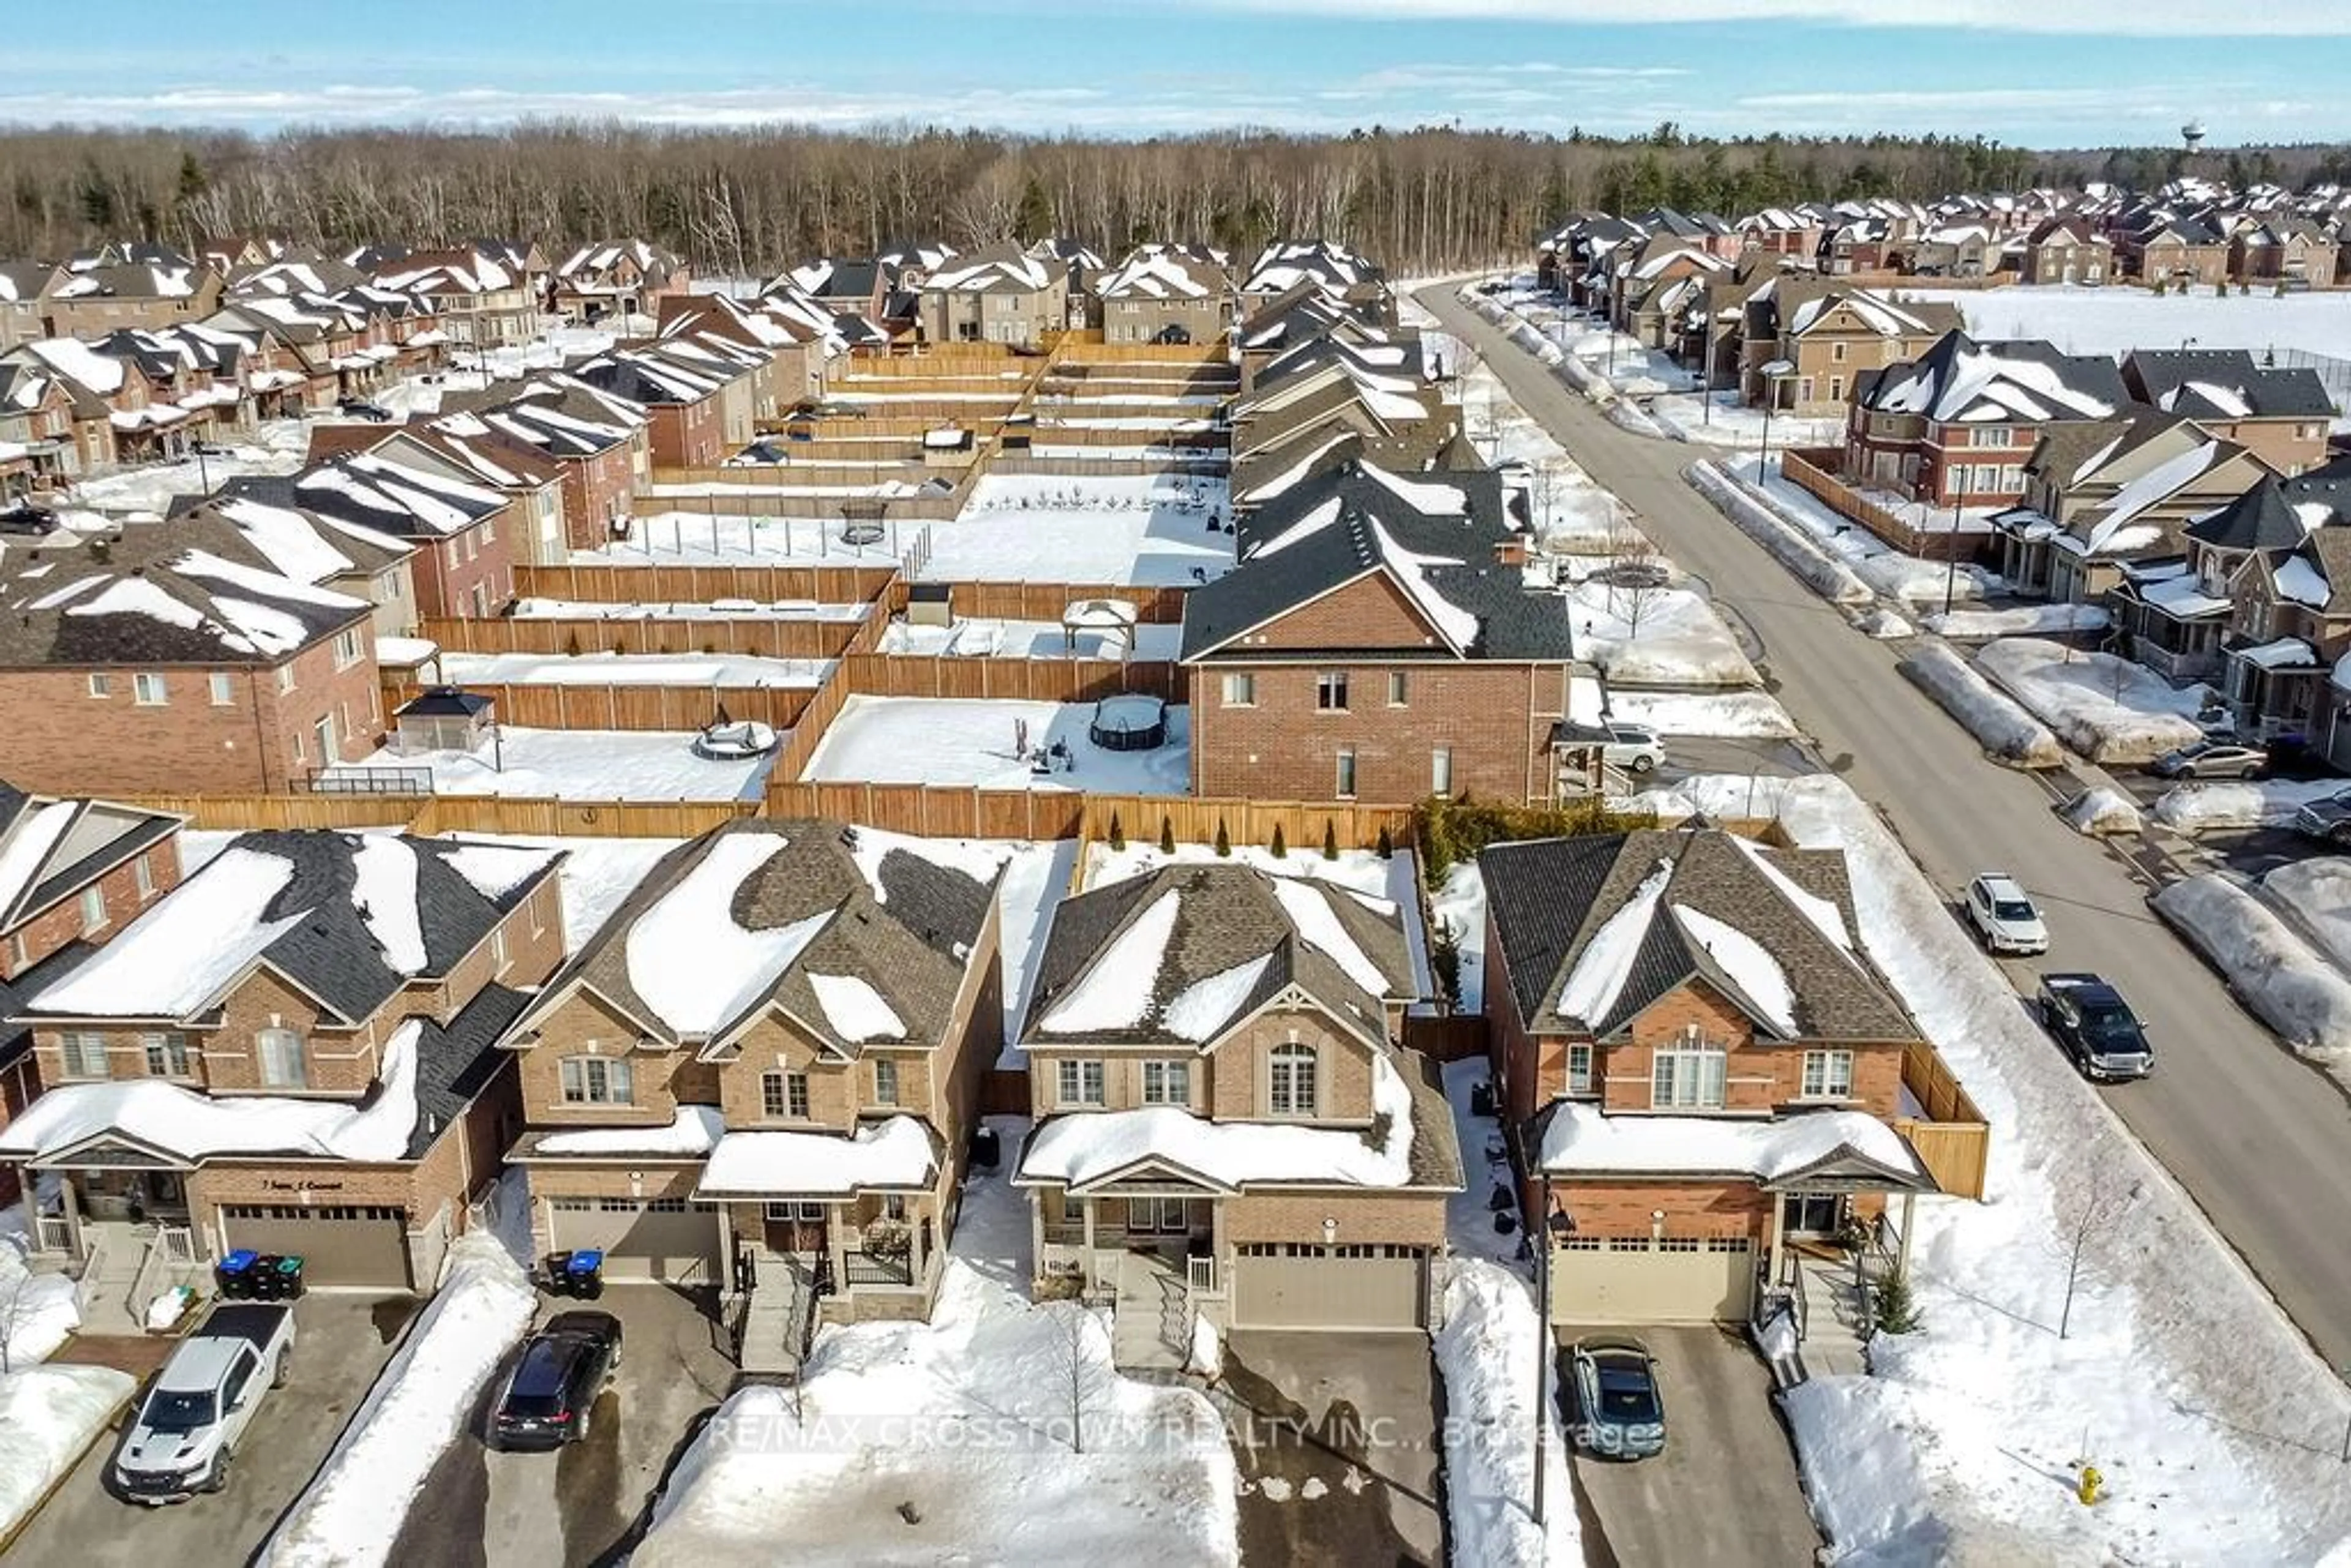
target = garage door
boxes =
[1230,1244,1427,1329]
[1551,1236,1755,1324]
[220,1203,413,1289]
[548,1196,722,1285]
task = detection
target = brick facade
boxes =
[1223,1190,1446,1248]
[648,394,727,470]
[1026,1003,1378,1124]
[553,438,645,551]
[407,507,519,620]
[2,834,182,982]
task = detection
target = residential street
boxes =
[1425,283,2351,1371]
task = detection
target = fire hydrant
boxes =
[2077,1465,2105,1506]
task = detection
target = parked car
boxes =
[489,1311,623,1450]
[0,500,59,536]
[2292,789,2351,846]
[1569,1336,1666,1460]
[337,399,394,423]
[1963,872,2049,956]
[111,1303,295,1502]
[1602,722,1665,774]
[2150,739,2267,779]
[2038,972,2155,1082]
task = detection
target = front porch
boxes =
[703,1190,944,1375]
[13,1164,206,1337]
[1034,1186,1224,1371]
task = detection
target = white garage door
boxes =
[1551,1236,1755,1324]
[1229,1244,1427,1329]
[548,1196,722,1285]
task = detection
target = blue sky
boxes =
[7,0,2348,147]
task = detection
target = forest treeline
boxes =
[1,121,2344,276]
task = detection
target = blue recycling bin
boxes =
[565,1248,605,1300]
[216,1248,260,1299]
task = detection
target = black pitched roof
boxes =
[2123,349,2335,421]
[2187,476,2308,551]
[405,981,529,1160]
[399,687,494,718]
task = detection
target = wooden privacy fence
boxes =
[990,456,1229,479]
[382,680,816,733]
[414,797,759,838]
[766,781,1086,840]
[124,793,432,831]
[883,579,1188,623]
[516,563,898,604]
[836,654,1177,703]
[1894,1038,1990,1201]
[422,612,872,662]
[1074,795,1417,851]
[657,462,939,490]
[640,486,967,522]
[1404,1015,1490,1063]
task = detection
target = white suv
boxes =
[1965,872,2049,955]
[1602,722,1665,775]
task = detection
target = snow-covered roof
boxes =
[2235,636,2318,670]
[2274,554,2331,610]
[536,1105,726,1158]
[1538,1103,1930,1188]
[695,1117,937,1198]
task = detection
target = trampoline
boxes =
[1089,693,1168,751]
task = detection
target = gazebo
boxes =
[394,688,495,755]
[1062,597,1138,656]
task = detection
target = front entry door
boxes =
[1783,1193,1846,1240]
[764,1201,828,1254]
[1128,1196,1191,1239]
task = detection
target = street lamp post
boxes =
[1943,474,1968,618]
[1758,360,1794,477]
[1533,1173,1556,1527]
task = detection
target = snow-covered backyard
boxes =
[438,650,830,688]
[1600,689,1798,739]
[800,697,1190,795]
[631,1123,1238,1568]
[876,616,1183,661]
[1973,638,2207,766]
[509,597,872,624]
[334,727,776,800]
[65,419,310,517]
[1906,283,2351,369]
[929,474,1233,586]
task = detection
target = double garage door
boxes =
[1229,1244,1428,1330]
[1550,1236,1755,1324]
[547,1196,722,1285]
[219,1203,412,1289]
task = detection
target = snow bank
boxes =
[1767,776,2351,1562]
[1855,608,1916,640]
[1602,689,1796,739]
[260,1234,537,1568]
[1898,644,2064,768]
[1430,861,1488,1014]
[1433,1260,1582,1568]
[1975,639,2205,767]
[2258,857,2351,974]
[0,1234,81,1368]
[2150,779,2347,835]
[1687,462,1872,607]
[1924,603,2109,642]
[2060,787,2143,836]
[2152,875,2351,1071]
[0,1364,133,1544]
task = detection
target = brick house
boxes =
[2120,350,2333,478]
[658,291,838,418]
[916,247,1069,350]
[181,489,420,638]
[273,450,519,620]
[0,784,185,1204]
[0,515,386,795]
[1738,284,1963,416]
[440,377,651,551]
[572,343,751,470]
[552,240,692,324]
[1236,282,1401,394]
[2020,217,2114,286]
[2,831,563,1290]
[1096,247,1234,347]
[44,257,225,339]
[1844,331,2131,506]
[502,821,1003,1335]
[2202,485,2351,741]
[1242,242,1391,324]
[0,360,78,495]
[1229,356,1458,505]
[2229,219,2338,291]
[1183,463,1582,805]
[1480,828,1935,1324]
[0,261,65,350]
[7,336,177,470]
[369,247,540,347]
[2118,215,2230,288]
[1014,861,1460,1345]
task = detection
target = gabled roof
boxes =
[1854,331,2126,425]
[1479,828,1911,1042]
[2186,476,2311,552]
[2121,349,2334,421]
[920,245,1059,296]
[0,785,181,933]
[1236,459,1508,561]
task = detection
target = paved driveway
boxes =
[1561,1324,1819,1568]
[1219,1329,1443,1568]
[388,1283,738,1568]
[10,1293,418,1565]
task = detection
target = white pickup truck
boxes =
[112,1302,296,1503]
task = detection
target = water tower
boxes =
[2182,119,2207,153]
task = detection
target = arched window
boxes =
[1269,1042,1318,1118]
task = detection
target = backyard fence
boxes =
[833,654,1179,703]
[885,579,1189,623]
[381,680,816,733]
[514,563,897,604]
[421,611,874,662]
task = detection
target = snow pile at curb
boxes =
[1897,644,2064,768]
[1766,776,2351,1562]
[2150,779,2348,835]
[260,1233,536,1568]
[1925,604,2109,642]
[0,1364,133,1542]
[2152,874,2351,1070]
[1602,689,1796,739]
[2060,787,2143,836]
[1687,461,1872,606]
[1974,639,2205,766]
[1434,1260,1583,1568]
[2259,857,2351,973]
[1855,607,1914,640]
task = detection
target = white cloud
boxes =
[1207,0,2351,35]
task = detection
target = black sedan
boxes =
[488,1310,621,1450]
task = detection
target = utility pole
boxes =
[1532,1172,1554,1528]
[1943,473,1968,618]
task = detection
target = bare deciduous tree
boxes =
[2055,1180,2141,1340]
[1042,1301,1112,1454]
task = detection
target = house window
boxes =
[872,1058,901,1106]
[1220,672,1256,707]
[133,853,154,899]
[132,672,168,707]
[78,885,107,933]
[59,1032,109,1078]
[1056,1059,1106,1107]
[1830,342,1848,362]
[1651,1038,1727,1109]
[444,541,462,573]
[1142,1059,1191,1105]
[1269,1042,1318,1117]
[1567,1043,1594,1096]
[1387,671,1409,707]
[334,628,363,669]
[784,1070,812,1119]
[276,664,296,694]
[490,925,508,972]
[760,1070,793,1118]
[1335,748,1357,799]
[1315,671,1349,711]
[1801,1049,1855,1100]
[558,1054,632,1105]
[1431,747,1453,796]
[257,1027,309,1089]
[143,1032,191,1078]
[86,673,110,699]
[313,714,336,766]
[208,672,234,706]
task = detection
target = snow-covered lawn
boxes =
[1907,282,2351,364]
[65,419,310,517]
[801,696,1190,795]
[2148,778,2349,834]
[876,617,1183,661]
[1602,689,1796,740]
[2152,874,2351,1075]
[1973,639,2207,766]
[0,1364,134,1544]
[1898,643,2065,768]
[260,1234,536,1568]
[588,513,909,569]
[1922,604,2109,642]
[511,597,872,624]
[439,651,830,688]
[632,1126,1237,1568]
[1,1225,82,1369]
[929,473,1234,587]
[1561,576,1758,688]
[1644,389,1844,451]
[1755,775,2351,1562]
[332,727,775,801]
